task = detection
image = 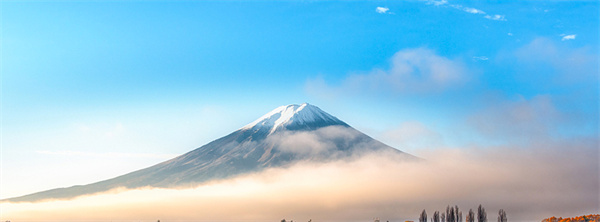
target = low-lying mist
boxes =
[2,139,597,222]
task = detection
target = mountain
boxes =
[2,103,415,203]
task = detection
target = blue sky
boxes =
[1,0,599,199]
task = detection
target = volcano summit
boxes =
[3,103,415,203]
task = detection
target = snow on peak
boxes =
[241,103,345,133]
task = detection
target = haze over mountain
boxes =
[3,103,414,203]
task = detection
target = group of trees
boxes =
[419,205,507,222]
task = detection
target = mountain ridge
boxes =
[2,103,415,203]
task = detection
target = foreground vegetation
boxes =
[542,214,600,222]
[277,213,600,222]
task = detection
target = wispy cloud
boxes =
[484,14,506,21]
[472,56,489,61]
[376,7,390,14]
[425,0,448,6]
[561,34,576,41]
[448,4,485,15]
[425,0,505,21]
[462,7,485,14]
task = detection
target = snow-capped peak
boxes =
[241,103,346,133]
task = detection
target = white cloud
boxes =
[376,7,390,14]
[507,32,513,36]
[448,4,485,15]
[305,47,468,96]
[561,34,576,41]
[425,0,448,6]
[425,1,506,21]
[484,14,506,21]
[472,56,489,61]
[462,7,485,14]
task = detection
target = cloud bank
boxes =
[267,126,364,156]
[305,48,467,97]
[2,141,597,222]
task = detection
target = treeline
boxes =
[542,214,600,222]
[419,205,507,222]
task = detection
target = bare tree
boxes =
[442,213,446,222]
[449,207,456,222]
[420,210,428,222]
[477,205,487,222]
[498,209,507,222]
[466,209,474,222]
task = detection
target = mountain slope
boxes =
[3,103,415,203]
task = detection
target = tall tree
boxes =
[432,211,440,222]
[449,207,456,222]
[466,209,474,222]
[442,213,446,222]
[420,210,428,222]
[477,205,487,222]
[498,209,507,222]
[455,206,460,222]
